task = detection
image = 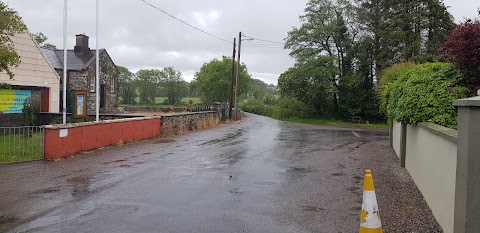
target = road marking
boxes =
[352,131,360,137]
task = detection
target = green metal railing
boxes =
[0,126,44,163]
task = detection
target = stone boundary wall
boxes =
[160,111,220,137]
[391,120,458,232]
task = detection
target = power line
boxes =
[243,43,285,49]
[117,44,230,64]
[242,35,284,44]
[243,42,285,47]
[243,45,285,49]
[139,0,231,44]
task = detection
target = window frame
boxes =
[89,74,95,93]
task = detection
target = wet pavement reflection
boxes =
[0,113,396,232]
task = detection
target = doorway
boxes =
[100,84,106,108]
[40,88,49,112]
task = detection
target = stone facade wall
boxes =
[0,114,23,127]
[63,50,119,114]
[160,111,220,137]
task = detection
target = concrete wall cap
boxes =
[43,116,161,129]
[417,122,457,144]
[453,96,480,107]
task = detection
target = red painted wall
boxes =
[44,118,160,160]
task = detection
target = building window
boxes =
[90,75,95,93]
[110,76,115,93]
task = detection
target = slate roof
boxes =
[42,48,105,71]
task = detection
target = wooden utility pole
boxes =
[229,38,236,120]
[234,32,242,121]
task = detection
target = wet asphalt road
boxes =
[0,113,440,233]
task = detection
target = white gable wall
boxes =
[0,31,60,113]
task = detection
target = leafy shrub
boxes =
[386,62,470,128]
[22,98,37,126]
[240,99,274,117]
[241,97,314,119]
[378,62,418,113]
[271,97,313,119]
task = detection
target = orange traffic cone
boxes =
[359,170,383,233]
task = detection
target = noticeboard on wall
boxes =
[73,91,87,119]
[0,89,32,114]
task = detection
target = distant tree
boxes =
[439,12,480,85]
[192,56,252,104]
[117,66,137,104]
[33,32,56,49]
[160,67,188,105]
[0,3,26,79]
[136,69,163,105]
[247,79,280,101]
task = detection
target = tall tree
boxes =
[117,66,137,104]
[136,69,163,105]
[33,32,57,49]
[354,0,453,74]
[160,67,188,105]
[0,3,26,79]
[285,0,356,115]
[192,56,252,104]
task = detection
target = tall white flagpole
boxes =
[95,0,100,122]
[62,0,68,124]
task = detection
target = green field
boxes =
[124,97,203,107]
[280,117,389,129]
[0,133,43,163]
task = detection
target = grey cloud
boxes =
[7,0,475,85]
[7,0,307,84]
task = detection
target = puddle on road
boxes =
[331,172,346,176]
[67,176,92,198]
[30,187,61,195]
[0,215,19,225]
[302,205,324,212]
[153,139,175,144]
[287,167,316,174]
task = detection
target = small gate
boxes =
[0,126,44,163]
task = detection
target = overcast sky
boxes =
[5,0,479,85]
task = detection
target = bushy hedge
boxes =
[382,62,470,128]
[271,97,313,119]
[378,62,418,113]
[240,99,274,117]
[240,97,313,119]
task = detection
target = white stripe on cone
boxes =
[360,190,382,229]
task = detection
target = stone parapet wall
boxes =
[160,111,220,137]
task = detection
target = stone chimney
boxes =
[74,34,90,53]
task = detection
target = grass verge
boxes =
[0,133,43,163]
